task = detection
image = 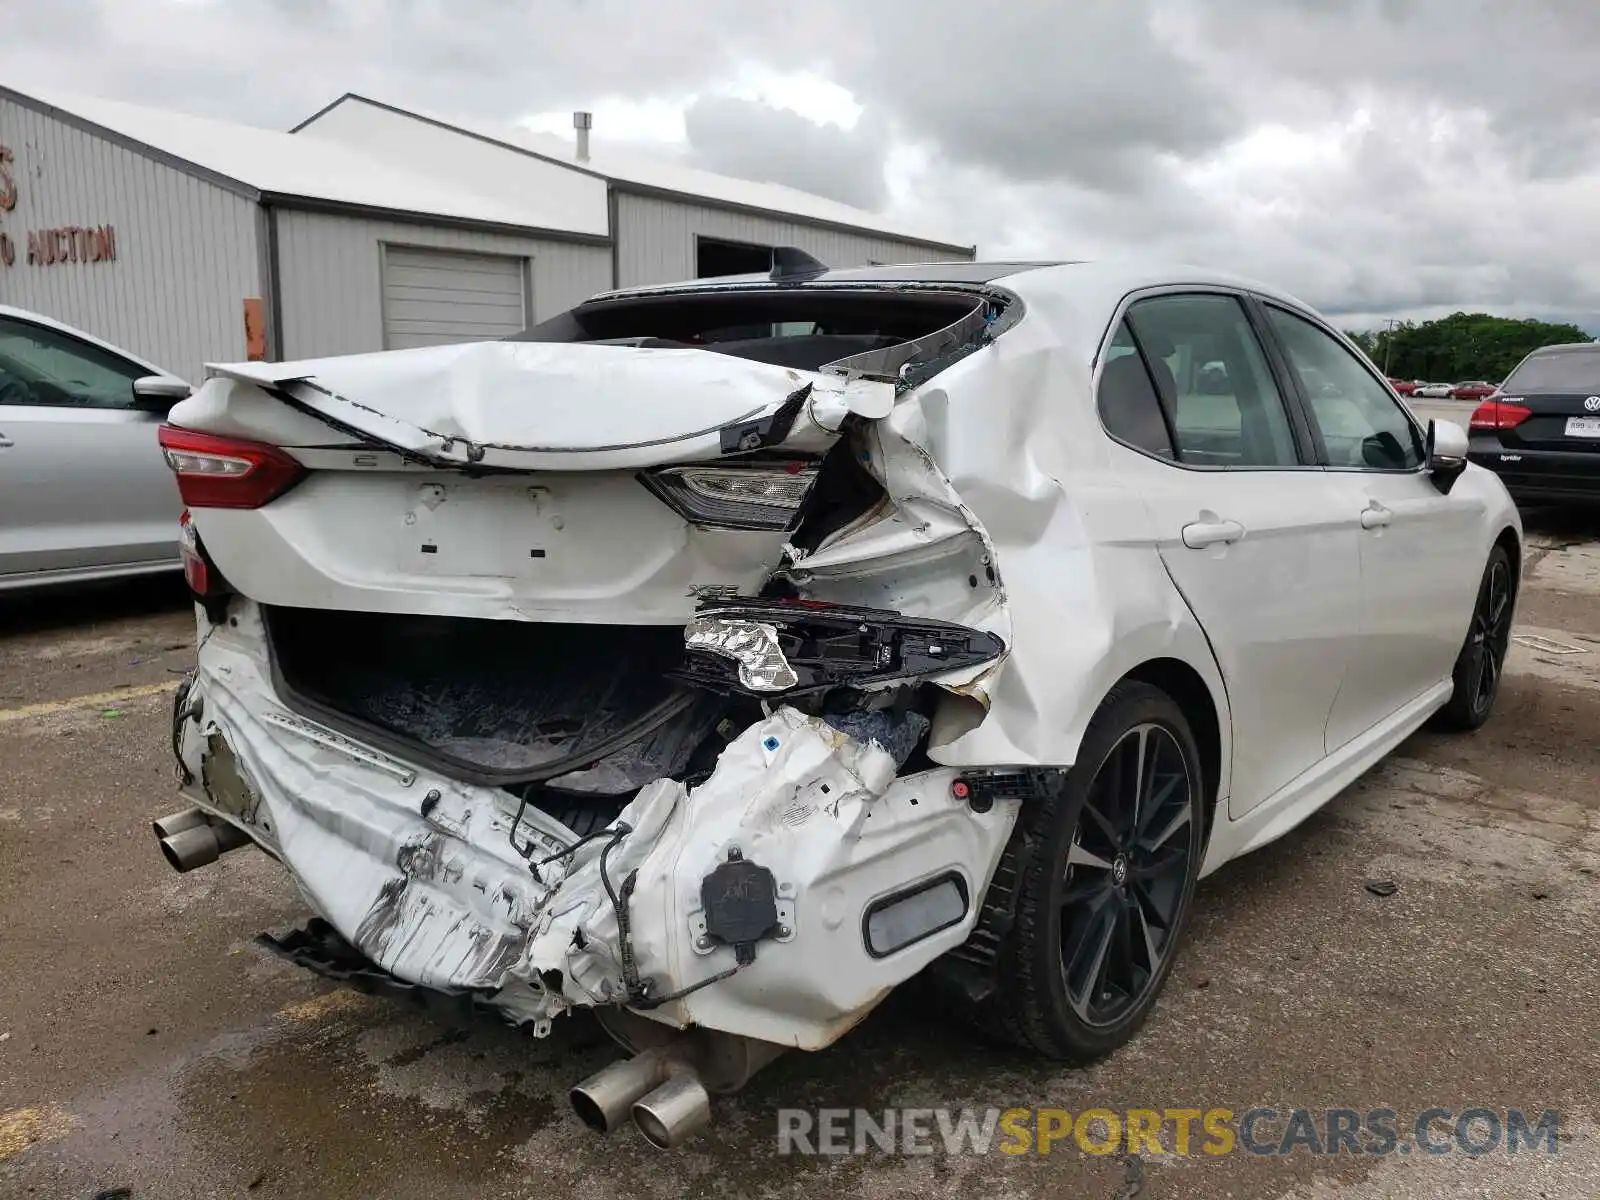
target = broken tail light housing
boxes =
[178,509,233,622]
[159,424,308,509]
[1468,398,1531,431]
[639,461,819,531]
[178,510,208,595]
[675,597,1006,697]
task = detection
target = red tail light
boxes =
[1468,399,1531,431]
[177,510,210,595]
[159,424,307,509]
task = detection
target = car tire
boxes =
[989,679,1207,1062]
[1434,544,1516,731]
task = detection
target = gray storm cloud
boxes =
[3,0,1599,323]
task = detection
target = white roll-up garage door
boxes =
[381,245,528,350]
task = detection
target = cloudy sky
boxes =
[6,0,1600,330]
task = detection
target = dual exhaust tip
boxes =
[153,808,253,873]
[570,1046,714,1149]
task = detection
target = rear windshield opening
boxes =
[1504,347,1600,393]
[514,289,999,373]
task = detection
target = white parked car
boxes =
[0,306,191,590]
[1413,381,1456,398]
[154,258,1519,1147]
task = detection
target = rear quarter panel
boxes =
[903,301,1235,830]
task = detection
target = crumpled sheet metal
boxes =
[792,291,1229,784]
[527,707,1018,1048]
[179,613,568,1023]
[182,622,1017,1046]
[200,342,895,470]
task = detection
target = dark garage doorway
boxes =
[696,237,773,278]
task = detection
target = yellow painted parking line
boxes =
[0,680,180,725]
[0,1103,76,1161]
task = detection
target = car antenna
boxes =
[770,246,828,284]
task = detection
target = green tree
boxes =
[1344,329,1377,358]
[1351,313,1593,382]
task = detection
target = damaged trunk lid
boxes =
[198,340,890,469]
[169,285,1015,784]
[168,341,892,626]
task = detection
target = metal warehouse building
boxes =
[0,83,973,384]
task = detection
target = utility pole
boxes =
[1381,318,1398,377]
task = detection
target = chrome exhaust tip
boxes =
[156,811,252,873]
[570,1050,670,1134]
[152,808,208,840]
[570,1024,782,1144]
[632,1072,712,1149]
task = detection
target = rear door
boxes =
[1259,302,1484,750]
[0,315,180,579]
[1099,291,1363,817]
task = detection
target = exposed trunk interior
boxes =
[263,607,730,790]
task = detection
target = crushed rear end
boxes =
[159,278,1037,1141]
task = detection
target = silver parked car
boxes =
[1413,381,1456,398]
[0,305,191,590]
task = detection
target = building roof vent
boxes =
[573,111,592,163]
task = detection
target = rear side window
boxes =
[1097,320,1174,458]
[1502,348,1600,393]
[1117,293,1301,467]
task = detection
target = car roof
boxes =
[582,258,1323,367]
[591,260,1073,298]
[1525,341,1600,355]
[592,258,1311,310]
[0,303,182,379]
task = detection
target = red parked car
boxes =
[1388,378,1419,396]
[1449,381,1497,400]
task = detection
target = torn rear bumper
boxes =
[177,603,1021,1049]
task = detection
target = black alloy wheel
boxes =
[989,680,1207,1062]
[1436,544,1515,731]
[1061,722,1195,1028]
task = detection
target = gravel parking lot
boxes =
[1,510,1597,1199]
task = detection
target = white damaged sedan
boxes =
[155,258,1519,1146]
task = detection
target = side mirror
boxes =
[1426,418,1468,494]
[133,375,192,407]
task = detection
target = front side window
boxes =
[1121,293,1301,467]
[1265,306,1424,470]
[0,317,145,409]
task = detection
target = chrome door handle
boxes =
[0,434,13,449]
[1359,503,1392,530]
[1181,518,1245,548]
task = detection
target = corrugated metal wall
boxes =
[273,209,611,359]
[0,97,261,383]
[380,245,528,349]
[614,193,969,289]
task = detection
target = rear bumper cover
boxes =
[1469,441,1600,501]
[178,603,1020,1049]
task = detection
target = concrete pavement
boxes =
[0,527,1597,1199]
